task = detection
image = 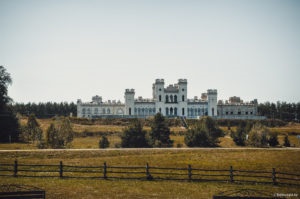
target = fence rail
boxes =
[0,160,299,186]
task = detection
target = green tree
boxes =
[231,121,252,146]
[149,113,173,147]
[246,123,269,147]
[21,114,42,144]
[0,66,19,142]
[283,135,291,147]
[184,116,223,147]
[99,135,110,148]
[268,132,279,147]
[46,117,74,148]
[46,123,60,148]
[121,119,149,148]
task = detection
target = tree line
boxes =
[11,102,77,118]
[258,102,300,122]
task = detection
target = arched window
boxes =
[138,108,141,115]
[174,95,177,103]
[212,108,215,116]
[87,108,91,114]
[174,107,177,116]
[170,95,173,102]
[107,108,110,114]
[82,108,86,114]
[165,95,169,103]
[129,108,131,115]
[165,107,169,115]
[182,108,185,116]
[159,95,161,102]
[182,95,185,102]
[170,107,173,115]
[103,108,106,114]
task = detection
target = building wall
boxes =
[77,79,263,119]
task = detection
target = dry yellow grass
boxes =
[0,149,299,198]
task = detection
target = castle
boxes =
[77,79,265,119]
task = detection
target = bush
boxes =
[268,132,279,147]
[246,123,269,147]
[46,117,74,148]
[184,116,223,147]
[283,135,291,147]
[231,121,252,146]
[99,135,110,148]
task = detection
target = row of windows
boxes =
[82,108,111,114]
[225,111,253,115]
[165,107,178,116]
[134,107,156,115]
[82,108,124,115]
[187,108,208,116]
[158,95,185,102]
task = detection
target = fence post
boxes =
[59,161,63,178]
[188,164,192,181]
[14,160,18,177]
[103,162,107,179]
[272,168,277,185]
[230,166,234,183]
[146,163,152,180]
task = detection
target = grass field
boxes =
[0,149,299,198]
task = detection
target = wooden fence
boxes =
[0,160,299,186]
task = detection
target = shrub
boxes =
[246,123,269,147]
[283,135,291,147]
[184,116,223,147]
[268,132,279,147]
[99,135,110,148]
[46,117,74,148]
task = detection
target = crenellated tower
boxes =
[207,89,218,117]
[178,79,188,116]
[124,89,135,115]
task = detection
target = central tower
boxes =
[178,79,187,117]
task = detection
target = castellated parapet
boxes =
[207,89,217,95]
[125,89,135,94]
[155,79,165,84]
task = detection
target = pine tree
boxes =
[22,114,42,144]
[150,113,173,147]
[283,135,291,147]
[268,132,279,147]
[99,135,110,148]
[46,117,74,148]
[121,119,149,148]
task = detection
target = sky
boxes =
[1,0,300,104]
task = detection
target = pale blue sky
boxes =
[1,0,299,103]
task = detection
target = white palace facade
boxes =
[77,79,265,120]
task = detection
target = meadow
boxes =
[1,118,300,198]
[0,149,299,198]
